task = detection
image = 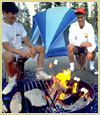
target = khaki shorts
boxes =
[2,46,28,61]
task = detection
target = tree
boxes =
[93,2,98,35]
[16,2,32,39]
[54,2,62,7]
[16,2,23,23]
[88,3,98,36]
[39,2,52,11]
[71,2,79,10]
[21,3,32,39]
[81,2,88,21]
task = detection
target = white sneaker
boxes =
[36,71,52,80]
[90,68,98,76]
[2,81,16,95]
[69,67,75,72]
[69,63,75,72]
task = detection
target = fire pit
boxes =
[23,77,95,113]
[2,70,95,113]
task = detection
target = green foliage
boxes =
[81,2,88,21]
[71,2,79,10]
[16,2,32,39]
[88,2,98,35]
[93,2,98,35]
[39,2,52,10]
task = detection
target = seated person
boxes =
[67,8,98,76]
[2,2,52,95]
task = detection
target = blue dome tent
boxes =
[31,7,77,57]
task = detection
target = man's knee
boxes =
[2,51,15,63]
[67,45,75,52]
[86,54,92,60]
[40,46,45,52]
[87,49,96,60]
[36,46,45,53]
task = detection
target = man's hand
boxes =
[80,42,92,47]
[20,50,32,58]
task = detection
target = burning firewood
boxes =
[46,83,59,105]
[46,68,89,107]
[62,88,88,105]
[62,90,82,105]
[58,86,73,94]
[46,81,73,105]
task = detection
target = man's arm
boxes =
[23,36,33,48]
[23,36,36,57]
[80,42,92,47]
[3,42,24,55]
[2,42,32,58]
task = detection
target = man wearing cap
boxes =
[67,8,98,76]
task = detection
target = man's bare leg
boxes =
[67,45,75,63]
[91,49,96,61]
[67,45,77,72]
[34,46,52,80]
[35,46,45,69]
[2,51,16,95]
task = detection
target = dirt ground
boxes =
[24,52,98,84]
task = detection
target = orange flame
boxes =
[46,81,52,92]
[52,69,71,99]
[72,82,78,93]
[49,62,53,69]
[46,68,88,101]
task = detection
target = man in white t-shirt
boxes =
[2,2,52,95]
[67,8,98,76]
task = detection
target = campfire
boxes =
[23,76,94,113]
[44,61,93,111]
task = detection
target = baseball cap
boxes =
[75,8,86,15]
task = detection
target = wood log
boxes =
[62,90,84,105]
[67,79,77,86]
[58,86,73,94]
[76,53,86,70]
[46,82,73,105]
[46,83,59,105]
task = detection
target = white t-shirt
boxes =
[2,22,27,50]
[68,20,96,53]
